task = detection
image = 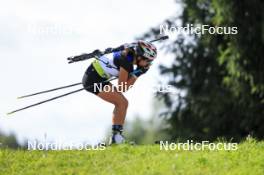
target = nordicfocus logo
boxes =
[27,140,106,151]
[160,140,238,151]
[160,24,238,35]
[94,82,177,94]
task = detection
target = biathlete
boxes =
[82,40,157,144]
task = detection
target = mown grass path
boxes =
[0,140,263,175]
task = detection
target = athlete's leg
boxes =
[97,83,128,125]
[96,83,128,144]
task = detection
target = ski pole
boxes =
[7,88,84,115]
[149,35,169,42]
[67,35,169,64]
[19,35,167,98]
[17,82,82,99]
[7,76,118,115]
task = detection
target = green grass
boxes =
[0,139,264,175]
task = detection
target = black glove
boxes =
[104,48,113,53]
[133,66,149,77]
[92,49,103,56]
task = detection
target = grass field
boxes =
[0,139,264,175]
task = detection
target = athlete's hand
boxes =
[133,66,149,77]
[92,49,103,56]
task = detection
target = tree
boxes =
[0,130,21,148]
[140,0,264,141]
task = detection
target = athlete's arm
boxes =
[118,67,137,92]
[119,64,150,92]
[118,67,129,86]
[117,48,137,92]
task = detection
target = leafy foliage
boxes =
[141,0,264,141]
[0,130,20,149]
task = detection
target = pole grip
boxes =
[150,35,169,43]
